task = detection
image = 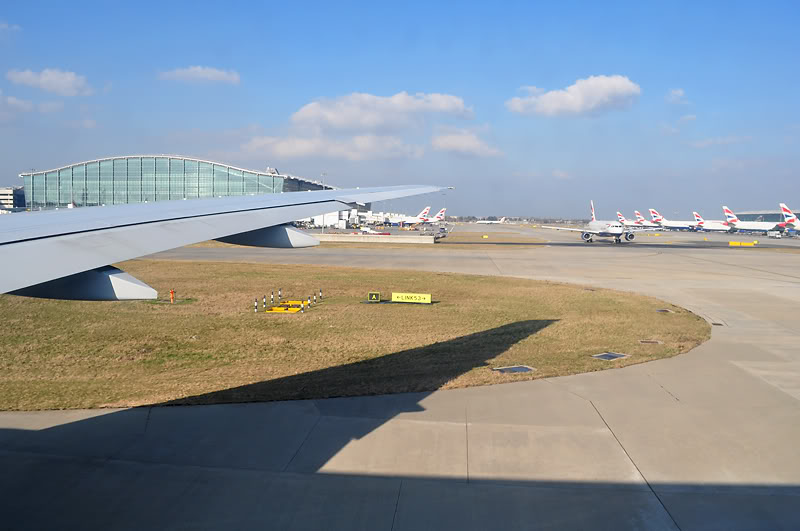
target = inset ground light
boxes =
[492,365,535,374]
[592,352,629,361]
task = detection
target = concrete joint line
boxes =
[648,373,681,403]
[390,480,403,531]
[589,400,682,531]
[543,378,592,402]
[143,406,152,434]
[485,252,503,275]
[465,406,470,484]
[281,414,322,473]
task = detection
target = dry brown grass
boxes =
[0,260,709,410]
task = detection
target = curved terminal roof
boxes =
[19,155,335,189]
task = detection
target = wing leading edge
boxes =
[0,185,444,298]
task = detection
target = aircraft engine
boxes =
[624,232,635,242]
[581,232,592,241]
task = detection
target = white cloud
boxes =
[291,91,472,132]
[242,134,423,161]
[235,90,476,161]
[6,95,33,112]
[679,114,696,122]
[431,129,500,157]
[158,66,240,84]
[38,101,64,113]
[552,169,570,180]
[0,22,21,31]
[690,136,751,149]
[505,75,641,116]
[660,123,680,135]
[6,68,93,96]
[666,88,688,104]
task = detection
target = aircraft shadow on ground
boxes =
[160,318,557,405]
[0,320,556,478]
[1,318,800,529]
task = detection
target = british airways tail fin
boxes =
[590,200,596,222]
[780,203,797,223]
[722,206,739,223]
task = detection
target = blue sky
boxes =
[1,1,798,217]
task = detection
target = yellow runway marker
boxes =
[391,292,432,304]
[265,307,301,313]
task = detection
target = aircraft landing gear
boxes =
[614,237,621,244]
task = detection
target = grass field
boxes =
[0,260,710,410]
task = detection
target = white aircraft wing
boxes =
[0,185,442,299]
[541,226,587,232]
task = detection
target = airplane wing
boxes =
[0,185,443,299]
[541,226,587,232]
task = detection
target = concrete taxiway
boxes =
[1,225,799,529]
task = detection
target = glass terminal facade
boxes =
[19,156,331,209]
[737,211,782,223]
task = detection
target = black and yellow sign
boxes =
[391,292,432,304]
[368,292,381,302]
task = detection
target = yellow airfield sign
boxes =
[391,292,432,304]
[368,292,381,302]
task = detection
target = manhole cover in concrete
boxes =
[492,365,535,374]
[592,352,629,361]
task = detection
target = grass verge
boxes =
[0,260,709,410]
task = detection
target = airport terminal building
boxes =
[19,155,333,209]
[736,210,783,222]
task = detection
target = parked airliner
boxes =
[649,209,697,230]
[723,206,782,233]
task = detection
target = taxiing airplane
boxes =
[648,209,697,230]
[543,201,653,243]
[476,217,507,225]
[692,212,731,232]
[0,185,443,300]
[723,206,782,233]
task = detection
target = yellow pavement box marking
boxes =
[368,292,381,302]
[391,292,432,304]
